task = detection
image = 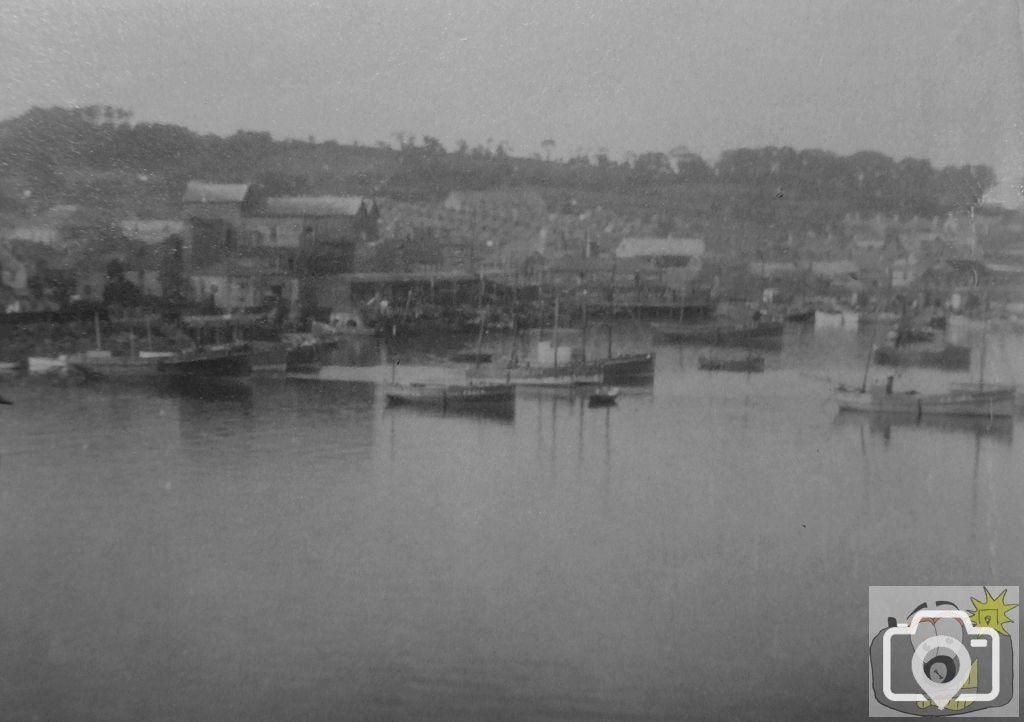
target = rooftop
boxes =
[615,237,706,258]
[259,196,370,217]
[182,182,252,204]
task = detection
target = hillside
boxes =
[0,105,1001,251]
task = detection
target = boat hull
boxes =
[918,387,1016,418]
[598,352,655,383]
[66,354,165,377]
[835,386,1015,418]
[158,348,252,377]
[650,321,783,346]
[834,389,922,414]
[28,356,68,373]
[465,364,602,387]
[588,386,620,406]
[873,344,971,371]
[385,383,516,408]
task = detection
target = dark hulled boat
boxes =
[384,382,515,410]
[651,320,784,346]
[872,343,971,371]
[784,308,816,323]
[597,352,655,384]
[587,386,620,407]
[157,345,252,377]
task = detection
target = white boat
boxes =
[918,385,1016,418]
[466,364,602,387]
[835,382,922,414]
[28,355,68,373]
[836,302,1016,419]
[835,383,1014,419]
[312,310,377,337]
[814,310,844,328]
[815,309,858,328]
[66,349,170,377]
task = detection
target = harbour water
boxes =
[2,324,1022,720]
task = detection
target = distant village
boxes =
[3,178,1024,327]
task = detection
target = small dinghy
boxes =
[588,386,620,407]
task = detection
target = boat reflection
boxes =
[155,375,254,402]
[382,400,515,424]
[833,409,1014,444]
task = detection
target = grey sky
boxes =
[1,1,1023,192]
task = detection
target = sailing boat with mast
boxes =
[589,266,656,384]
[922,309,1016,417]
[465,290,602,387]
[835,296,1015,418]
[66,314,174,378]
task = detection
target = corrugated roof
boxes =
[260,196,369,217]
[182,182,252,204]
[615,237,705,258]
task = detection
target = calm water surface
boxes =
[1,324,1022,720]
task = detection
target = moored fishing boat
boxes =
[597,352,655,383]
[587,386,620,406]
[466,363,603,387]
[384,381,515,409]
[918,385,1016,418]
[872,343,971,370]
[66,349,171,377]
[836,314,1015,419]
[27,355,68,373]
[834,381,923,415]
[838,384,1016,419]
[650,320,783,345]
[157,345,252,377]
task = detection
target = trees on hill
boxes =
[0,106,1000,224]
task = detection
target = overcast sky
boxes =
[2,0,1023,199]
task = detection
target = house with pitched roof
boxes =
[179,181,380,311]
[614,237,706,295]
[181,182,254,221]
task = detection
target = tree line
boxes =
[0,105,998,220]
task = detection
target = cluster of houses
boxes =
[2,183,1024,318]
[0,182,381,315]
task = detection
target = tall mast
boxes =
[978,294,988,388]
[552,292,560,369]
[580,287,588,365]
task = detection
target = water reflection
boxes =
[2,326,1022,720]
[382,402,515,424]
[832,409,1014,445]
[156,375,254,403]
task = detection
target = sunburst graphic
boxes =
[968,587,1018,636]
